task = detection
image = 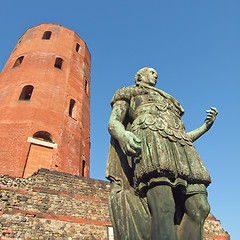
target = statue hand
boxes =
[118,131,141,157]
[205,107,218,129]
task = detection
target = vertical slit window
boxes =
[76,43,80,53]
[85,80,89,95]
[82,160,86,177]
[69,99,77,119]
[42,31,52,40]
[13,56,24,68]
[54,57,63,69]
[19,85,34,101]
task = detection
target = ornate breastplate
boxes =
[130,92,193,146]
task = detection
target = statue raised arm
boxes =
[187,107,218,142]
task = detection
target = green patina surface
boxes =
[106,67,218,240]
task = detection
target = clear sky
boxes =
[0,0,239,239]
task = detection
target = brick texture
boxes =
[204,213,230,240]
[0,169,230,239]
[0,24,90,178]
[23,144,53,177]
[0,169,111,239]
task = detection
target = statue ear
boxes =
[143,70,149,81]
[139,74,144,83]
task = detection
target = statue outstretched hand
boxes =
[118,131,141,157]
[205,107,218,130]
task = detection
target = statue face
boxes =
[142,68,158,87]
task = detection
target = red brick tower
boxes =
[0,24,91,178]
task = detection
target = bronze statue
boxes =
[106,67,218,240]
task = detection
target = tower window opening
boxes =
[82,160,86,177]
[33,131,54,143]
[76,43,80,53]
[19,85,34,101]
[85,80,89,95]
[54,57,63,69]
[69,99,77,119]
[13,56,24,68]
[42,31,52,40]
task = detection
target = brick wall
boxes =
[0,169,229,239]
[0,24,91,178]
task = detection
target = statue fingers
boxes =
[210,107,218,115]
[129,138,141,151]
[205,117,214,124]
[206,107,218,117]
[206,112,217,121]
[128,132,141,143]
[120,143,128,155]
[133,136,141,144]
[205,119,212,124]
[206,110,215,115]
[206,114,214,120]
[206,115,213,120]
[126,143,138,156]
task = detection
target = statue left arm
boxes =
[187,107,218,142]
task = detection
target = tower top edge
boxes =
[25,23,80,37]
[19,23,91,55]
[23,23,74,33]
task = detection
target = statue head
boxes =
[134,67,158,87]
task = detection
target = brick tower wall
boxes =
[0,169,230,240]
[0,24,90,178]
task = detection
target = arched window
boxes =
[76,43,80,53]
[69,99,77,119]
[33,131,54,143]
[54,57,63,69]
[19,85,34,101]
[13,56,24,68]
[42,31,52,40]
[82,160,86,177]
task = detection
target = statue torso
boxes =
[110,85,192,145]
[129,87,186,133]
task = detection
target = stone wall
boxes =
[0,169,229,239]
[0,169,111,239]
[204,213,230,240]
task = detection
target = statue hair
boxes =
[134,67,149,85]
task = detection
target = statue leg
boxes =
[146,185,177,240]
[177,193,210,240]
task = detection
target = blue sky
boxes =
[0,0,239,238]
